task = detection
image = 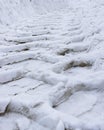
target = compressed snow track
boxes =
[0,0,104,130]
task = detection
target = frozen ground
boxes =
[0,0,104,130]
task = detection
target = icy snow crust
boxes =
[0,0,104,130]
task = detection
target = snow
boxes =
[0,0,104,130]
[0,97,10,114]
[0,68,25,84]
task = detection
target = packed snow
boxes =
[0,0,104,130]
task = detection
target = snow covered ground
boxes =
[0,0,104,130]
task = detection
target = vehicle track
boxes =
[0,1,104,130]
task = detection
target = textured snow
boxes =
[0,0,104,130]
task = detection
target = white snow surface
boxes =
[0,0,104,130]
